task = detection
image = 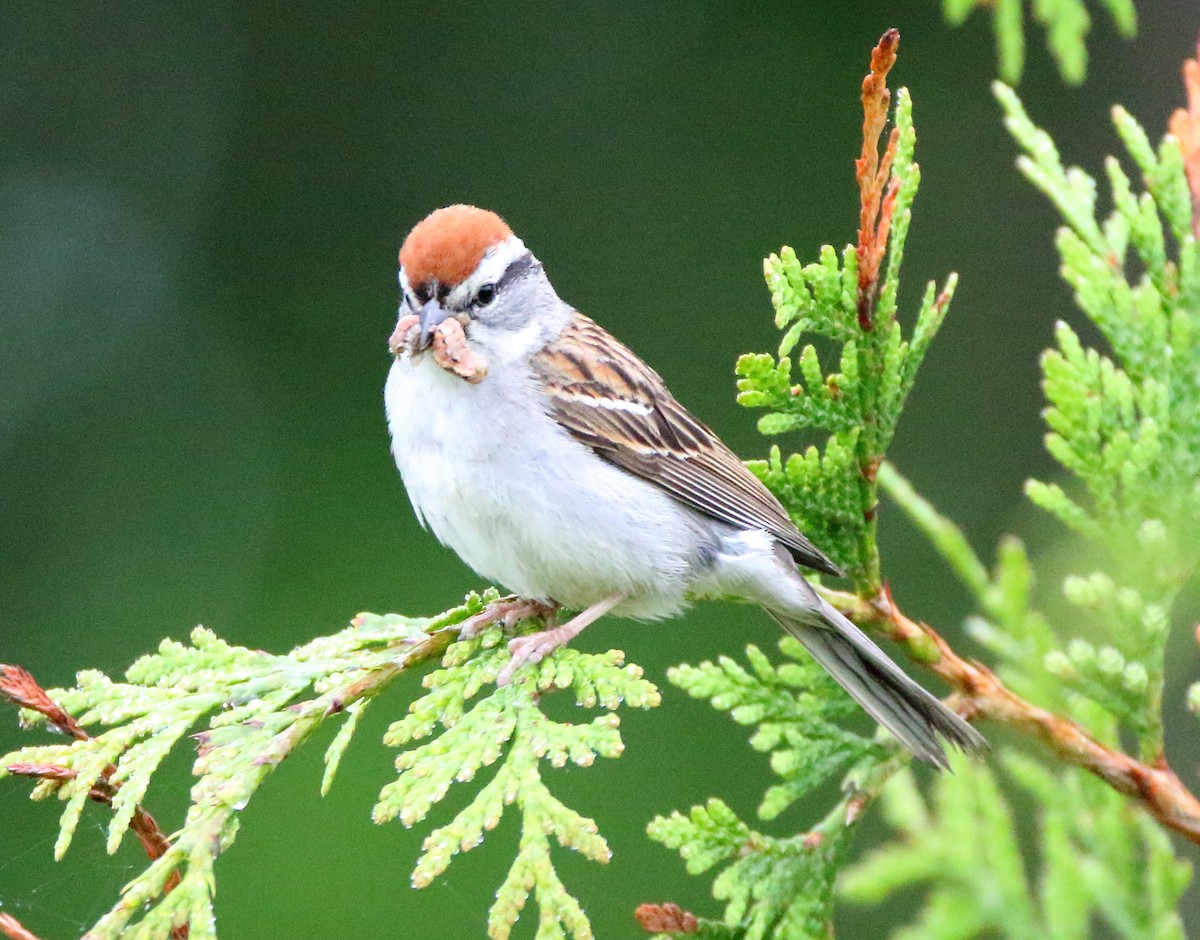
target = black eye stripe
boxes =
[494,253,536,293]
[465,254,536,312]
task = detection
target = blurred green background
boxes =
[2,2,1198,937]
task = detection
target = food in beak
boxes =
[431,317,488,384]
[388,314,421,355]
[388,313,487,384]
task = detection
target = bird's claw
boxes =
[494,591,625,686]
[457,596,557,641]
[497,628,575,686]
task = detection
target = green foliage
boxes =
[842,752,1190,939]
[656,60,967,940]
[737,88,955,591]
[648,798,848,940]
[648,639,884,938]
[375,624,659,940]
[875,463,1066,707]
[882,86,1199,750]
[2,609,437,939]
[680,53,1200,940]
[666,638,881,821]
[0,596,659,940]
[989,84,1200,757]
[859,81,1198,940]
[942,0,1137,85]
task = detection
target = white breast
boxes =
[384,353,715,618]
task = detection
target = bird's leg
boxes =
[498,592,627,686]
[458,596,558,640]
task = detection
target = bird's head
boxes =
[391,205,566,368]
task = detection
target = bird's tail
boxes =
[767,598,986,768]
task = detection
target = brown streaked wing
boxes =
[530,312,843,577]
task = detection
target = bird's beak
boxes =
[417,299,451,350]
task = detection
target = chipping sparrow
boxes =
[385,205,985,766]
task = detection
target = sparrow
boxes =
[384,205,985,766]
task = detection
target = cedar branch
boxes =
[827,587,1200,845]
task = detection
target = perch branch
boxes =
[827,588,1200,845]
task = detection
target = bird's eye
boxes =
[474,284,497,307]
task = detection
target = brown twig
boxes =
[855,28,902,331]
[634,903,698,935]
[0,914,44,940]
[0,666,87,741]
[0,665,186,939]
[827,587,1200,845]
[1168,38,1200,238]
[6,763,176,867]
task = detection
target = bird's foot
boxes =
[458,596,557,641]
[497,592,626,686]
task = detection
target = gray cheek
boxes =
[469,306,533,352]
[471,301,520,330]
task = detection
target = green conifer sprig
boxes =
[736,82,955,591]
[648,798,847,940]
[646,582,899,927]
[664,638,881,821]
[942,0,1137,85]
[4,613,424,865]
[990,84,1200,756]
[2,609,441,939]
[841,751,1190,939]
[374,624,660,940]
[883,85,1200,753]
[1,595,658,940]
[647,637,891,938]
[848,78,1199,940]
[647,34,961,938]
